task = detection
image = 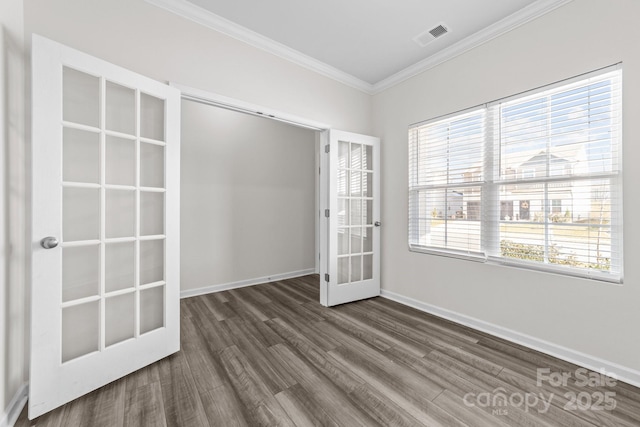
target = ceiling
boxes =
[147,0,572,93]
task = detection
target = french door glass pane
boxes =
[63,187,100,242]
[62,245,99,302]
[363,145,373,171]
[105,293,135,347]
[363,254,373,280]
[140,143,164,188]
[140,93,165,141]
[105,81,136,135]
[364,200,373,225]
[105,135,136,186]
[140,286,164,334]
[350,199,362,226]
[338,228,349,255]
[363,227,373,252]
[140,192,164,236]
[337,169,348,196]
[63,128,100,183]
[140,240,164,285]
[62,301,99,363]
[105,190,135,238]
[105,242,135,292]
[350,228,362,254]
[337,198,348,227]
[338,257,349,284]
[350,256,362,282]
[364,173,373,198]
[63,67,100,127]
[350,171,361,196]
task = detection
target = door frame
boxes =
[169,83,331,283]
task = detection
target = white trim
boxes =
[0,383,28,427]
[147,0,571,95]
[171,83,330,131]
[179,268,317,299]
[372,0,573,93]
[145,0,371,93]
[380,289,640,389]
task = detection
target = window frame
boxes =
[408,64,623,283]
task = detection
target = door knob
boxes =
[374,221,381,227]
[40,236,59,249]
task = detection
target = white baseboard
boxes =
[180,268,317,299]
[0,383,28,427]
[380,289,640,389]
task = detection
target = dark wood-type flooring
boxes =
[16,275,640,426]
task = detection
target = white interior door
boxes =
[320,130,380,306]
[30,35,180,418]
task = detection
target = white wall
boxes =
[0,0,28,424]
[373,0,640,378]
[180,100,316,291]
[23,0,372,136]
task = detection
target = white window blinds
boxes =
[408,65,623,282]
[409,108,486,259]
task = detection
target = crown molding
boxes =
[146,0,573,96]
[372,0,574,94]
[145,0,375,93]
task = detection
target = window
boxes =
[408,65,622,282]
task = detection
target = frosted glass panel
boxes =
[140,143,164,188]
[140,286,164,334]
[62,245,99,302]
[105,293,135,347]
[351,256,362,282]
[140,93,165,141]
[63,128,99,183]
[350,199,362,226]
[141,192,164,236]
[62,301,99,363]
[350,171,361,197]
[63,67,99,127]
[106,135,135,186]
[363,255,373,280]
[63,187,100,242]
[140,239,164,284]
[338,228,349,255]
[106,190,135,238]
[105,242,135,292]
[350,228,362,254]
[338,257,349,285]
[106,81,135,135]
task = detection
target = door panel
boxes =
[321,130,380,306]
[30,35,180,418]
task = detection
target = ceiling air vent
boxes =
[413,23,449,47]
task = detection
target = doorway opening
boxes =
[179,98,320,296]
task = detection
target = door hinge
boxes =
[325,273,330,282]
[324,209,330,218]
[325,145,330,153]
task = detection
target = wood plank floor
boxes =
[16,275,640,426]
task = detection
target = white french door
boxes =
[30,35,180,418]
[320,130,380,306]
